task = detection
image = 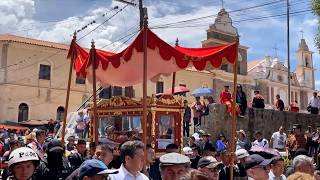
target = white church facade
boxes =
[247,38,316,110]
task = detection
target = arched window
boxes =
[56,106,65,121]
[18,103,29,122]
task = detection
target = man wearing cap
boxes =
[269,156,286,180]
[68,139,88,171]
[201,133,215,152]
[236,149,250,178]
[66,144,115,180]
[35,139,73,180]
[236,129,252,151]
[108,140,148,180]
[244,154,272,180]
[159,152,190,180]
[66,135,76,151]
[198,156,222,180]
[79,159,118,180]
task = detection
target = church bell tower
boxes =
[295,38,315,89]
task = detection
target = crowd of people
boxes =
[0,122,320,180]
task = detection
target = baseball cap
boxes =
[244,154,272,170]
[160,152,191,166]
[47,139,64,152]
[182,147,193,155]
[237,129,246,137]
[79,159,118,179]
[236,149,249,159]
[197,156,222,169]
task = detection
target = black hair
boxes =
[36,130,45,137]
[189,136,195,141]
[120,141,144,164]
[165,143,178,150]
[294,148,308,157]
[146,144,152,149]
[271,156,284,164]
[77,139,86,145]
[89,142,96,148]
[96,144,113,153]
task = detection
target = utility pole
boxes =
[287,0,291,106]
[139,0,144,29]
[115,0,144,30]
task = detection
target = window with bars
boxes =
[156,81,164,94]
[99,87,112,99]
[221,64,228,71]
[76,77,86,84]
[125,86,134,98]
[113,86,123,96]
[39,64,51,80]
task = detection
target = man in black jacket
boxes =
[68,139,87,171]
[183,100,191,137]
[34,139,73,180]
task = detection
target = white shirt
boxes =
[271,132,287,150]
[309,96,320,108]
[253,138,269,148]
[108,164,149,180]
[269,170,287,180]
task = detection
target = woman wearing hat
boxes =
[236,129,251,151]
[6,147,39,180]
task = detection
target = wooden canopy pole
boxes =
[229,37,239,180]
[142,11,148,160]
[61,32,76,145]
[91,40,99,146]
[171,38,179,95]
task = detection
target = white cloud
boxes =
[0,0,35,33]
[303,18,318,27]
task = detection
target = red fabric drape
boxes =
[67,28,238,85]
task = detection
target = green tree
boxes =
[312,0,320,49]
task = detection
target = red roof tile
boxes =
[0,34,69,50]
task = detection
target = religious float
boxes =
[87,94,184,155]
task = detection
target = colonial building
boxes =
[0,35,92,122]
[248,38,316,110]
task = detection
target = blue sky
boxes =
[1,0,319,89]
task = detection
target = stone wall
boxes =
[201,103,320,141]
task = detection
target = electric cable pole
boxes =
[287,0,291,106]
[115,0,145,30]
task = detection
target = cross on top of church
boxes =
[300,30,304,39]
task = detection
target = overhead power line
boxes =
[0,5,128,72]
[150,0,285,28]
[150,8,313,29]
